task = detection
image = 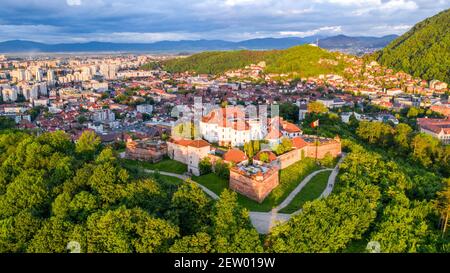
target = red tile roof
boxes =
[223,149,248,164]
[418,118,450,134]
[282,121,302,133]
[265,127,282,140]
[171,139,211,148]
[292,137,309,149]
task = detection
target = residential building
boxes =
[167,139,212,176]
[137,104,154,114]
[417,118,450,144]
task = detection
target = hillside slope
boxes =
[377,9,450,83]
[164,45,347,78]
[163,50,272,75]
[319,35,398,49]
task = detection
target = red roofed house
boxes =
[223,149,248,165]
[417,118,450,145]
[167,138,212,175]
[200,107,256,147]
[430,104,450,118]
[280,118,303,138]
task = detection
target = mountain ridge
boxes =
[0,35,397,53]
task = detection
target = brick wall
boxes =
[305,141,341,159]
[125,141,167,163]
[229,167,279,203]
[276,148,305,170]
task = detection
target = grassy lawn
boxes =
[122,158,187,174]
[193,173,228,196]
[252,158,321,212]
[158,175,184,185]
[279,170,332,214]
[193,158,321,212]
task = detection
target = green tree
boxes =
[170,182,212,235]
[436,178,450,235]
[86,207,179,253]
[280,103,299,122]
[77,116,88,124]
[27,217,81,253]
[319,152,335,168]
[211,190,263,253]
[259,152,270,163]
[0,117,15,130]
[273,138,293,155]
[252,140,261,154]
[356,121,393,146]
[76,130,101,159]
[88,161,129,205]
[407,107,420,118]
[0,170,48,217]
[394,123,413,153]
[410,133,440,168]
[244,142,254,160]
[267,186,380,253]
[307,101,328,114]
[214,160,230,180]
[169,232,213,253]
[199,157,213,175]
[0,210,42,252]
[371,193,434,253]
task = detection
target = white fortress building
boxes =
[199,107,268,147]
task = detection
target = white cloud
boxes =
[279,26,342,37]
[224,0,264,7]
[0,0,448,42]
[371,24,413,35]
[352,0,419,15]
[66,0,82,6]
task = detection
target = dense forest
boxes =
[164,50,271,75]
[163,45,347,78]
[0,115,448,252]
[0,130,263,253]
[376,8,450,83]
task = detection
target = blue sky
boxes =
[0,0,449,43]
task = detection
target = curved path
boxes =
[249,153,347,233]
[144,170,220,200]
[143,153,346,234]
[273,169,332,212]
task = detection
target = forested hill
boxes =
[376,9,450,83]
[163,45,347,77]
[163,50,272,75]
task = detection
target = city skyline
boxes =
[0,0,449,43]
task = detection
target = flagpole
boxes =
[315,122,319,163]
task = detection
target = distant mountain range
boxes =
[318,34,399,49]
[0,35,398,53]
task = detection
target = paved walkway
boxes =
[143,153,347,234]
[249,153,347,233]
[273,169,333,212]
[248,169,332,234]
[320,155,346,199]
[144,170,220,200]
